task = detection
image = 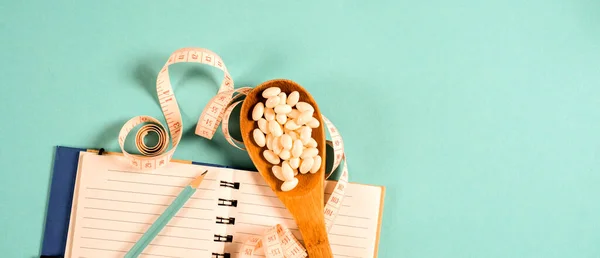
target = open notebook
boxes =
[64,151,385,258]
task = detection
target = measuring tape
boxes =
[118,47,349,258]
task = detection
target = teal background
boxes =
[1,0,600,257]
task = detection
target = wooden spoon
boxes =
[240,79,333,257]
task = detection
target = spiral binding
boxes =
[220,180,240,189]
[213,180,240,257]
[214,234,234,242]
[218,198,238,207]
[216,216,236,225]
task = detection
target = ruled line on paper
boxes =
[180,206,215,211]
[241,192,278,198]
[243,182,269,187]
[190,196,214,201]
[82,226,210,241]
[239,211,293,220]
[235,231,259,236]
[87,187,178,197]
[107,169,217,181]
[83,226,142,234]
[333,254,362,258]
[161,225,211,231]
[337,213,371,220]
[108,179,215,191]
[82,236,135,243]
[82,208,212,231]
[237,222,269,228]
[85,197,173,207]
[330,243,366,249]
[80,247,125,253]
[237,222,300,232]
[80,247,183,258]
[84,216,150,225]
[239,202,286,209]
[84,216,211,226]
[86,213,211,222]
[158,235,210,241]
[81,236,209,251]
[84,206,160,216]
[328,233,367,239]
[332,223,369,230]
[84,197,215,211]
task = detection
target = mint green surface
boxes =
[125,185,196,258]
[1,1,600,257]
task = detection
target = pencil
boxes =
[124,170,209,258]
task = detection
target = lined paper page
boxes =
[226,170,383,258]
[65,152,229,258]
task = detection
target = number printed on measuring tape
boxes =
[119,47,349,258]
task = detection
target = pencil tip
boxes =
[190,171,208,188]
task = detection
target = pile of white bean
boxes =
[251,87,321,192]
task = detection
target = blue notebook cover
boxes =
[39,146,235,257]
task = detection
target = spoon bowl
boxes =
[240,79,332,257]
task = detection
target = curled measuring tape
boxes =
[118,47,349,258]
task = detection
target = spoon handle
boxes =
[297,216,333,257]
[286,185,333,258]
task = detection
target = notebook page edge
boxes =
[373,185,385,258]
[63,151,87,258]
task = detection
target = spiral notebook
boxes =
[62,151,385,258]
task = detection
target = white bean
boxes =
[266,134,273,150]
[252,102,264,121]
[300,157,314,174]
[258,118,268,134]
[292,139,303,158]
[262,87,281,98]
[288,131,299,141]
[301,147,318,159]
[306,138,317,148]
[307,117,320,128]
[287,91,300,106]
[276,114,287,124]
[295,101,314,112]
[289,157,300,169]
[266,96,280,108]
[278,92,287,105]
[274,104,292,114]
[272,136,282,155]
[272,165,285,181]
[287,109,300,119]
[284,120,301,130]
[279,149,291,160]
[253,129,265,147]
[281,161,294,181]
[310,156,321,173]
[300,126,312,144]
[269,120,283,137]
[263,150,280,165]
[264,108,275,121]
[280,134,293,150]
[281,177,298,192]
[296,110,313,125]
